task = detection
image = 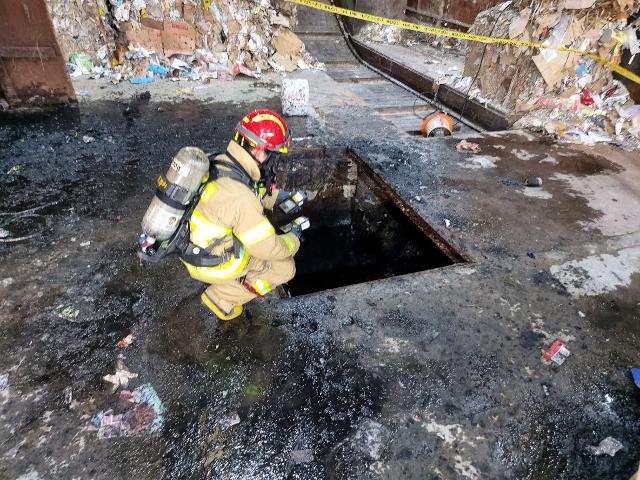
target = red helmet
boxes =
[235,109,291,153]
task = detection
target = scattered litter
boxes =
[0,373,8,390]
[543,340,571,365]
[456,139,481,153]
[1,278,14,287]
[525,177,543,187]
[117,334,135,349]
[444,219,452,229]
[69,53,93,74]
[82,135,95,144]
[587,437,624,457]
[289,449,314,464]
[218,411,240,429]
[358,24,403,44]
[54,304,79,321]
[79,241,91,247]
[63,386,73,405]
[281,78,309,116]
[578,311,586,318]
[94,384,165,439]
[6,165,22,175]
[631,368,640,389]
[103,359,138,392]
[0,228,9,239]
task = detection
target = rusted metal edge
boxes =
[0,59,18,102]
[347,148,469,264]
[348,38,510,131]
[289,145,345,161]
[0,46,56,58]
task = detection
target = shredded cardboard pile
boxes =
[463,0,640,149]
[47,0,323,84]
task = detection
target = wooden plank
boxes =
[0,46,56,58]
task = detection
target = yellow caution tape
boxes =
[286,0,640,86]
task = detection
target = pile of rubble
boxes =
[464,0,640,149]
[47,0,323,85]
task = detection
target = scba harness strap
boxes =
[155,174,192,210]
[141,151,261,267]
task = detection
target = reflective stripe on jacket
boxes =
[182,140,300,282]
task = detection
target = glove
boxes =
[281,216,310,238]
[289,224,304,239]
[277,191,307,215]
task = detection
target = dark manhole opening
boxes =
[271,148,466,296]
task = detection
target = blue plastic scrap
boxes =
[138,383,165,432]
[147,64,169,77]
[91,410,104,427]
[631,368,640,389]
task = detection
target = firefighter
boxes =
[182,109,301,321]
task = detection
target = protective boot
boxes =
[201,291,243,321]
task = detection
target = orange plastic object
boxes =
[421,113,453,137]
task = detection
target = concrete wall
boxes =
[407,0,502,27]
[336,0,408,34]
[356,0,407,19]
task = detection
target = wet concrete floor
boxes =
[1,94,640,480]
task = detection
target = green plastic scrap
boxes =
[69,53,93,72]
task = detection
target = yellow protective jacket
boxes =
[183,140,300,283]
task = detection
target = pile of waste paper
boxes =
[47,0,323,85]
[464,0,640,149]
[353,1,640,149]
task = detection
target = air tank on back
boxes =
[141,147,210,241]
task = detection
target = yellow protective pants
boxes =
[202,256,296,313]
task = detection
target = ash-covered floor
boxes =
[1,71,640,480]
